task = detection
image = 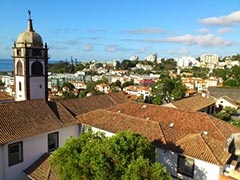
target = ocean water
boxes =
[0,59,13,71]
[0,59,60,72]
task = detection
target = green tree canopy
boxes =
[151,78,186,105]
[50,131,170,180]
[61,82,75,91]
[214,106,237,122]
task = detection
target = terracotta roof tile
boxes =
[0,99,78,144]
[108,102,240,142]
[24,153,59,180]
[176,134,231,166]
[60,92,129,116]
[172,95,215,112]
[77,109,166,144]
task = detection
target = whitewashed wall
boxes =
[29,77,45,99]
[2,125,79,180]
[157,148,222,180]
[0,146,4,180]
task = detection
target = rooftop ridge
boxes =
[201,135,224,166]
[207,115,228,140]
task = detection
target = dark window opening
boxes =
[8,141,23,166]
[32,49,41,56]
[177,155,194,178]
[48,132,59,152]
[17,49,21,56]
[16,61,23,75]
[19,82,22,91]
[32,61,43,76]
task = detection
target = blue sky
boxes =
[0,0,240,61]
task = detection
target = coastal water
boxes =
[0,59,60,72]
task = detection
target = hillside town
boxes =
[1,9,240,180]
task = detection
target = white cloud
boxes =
[168,47,190,56]
[200,10,240,26]
[105,44,135,52]
[105,44,118,52]
[86,29,107,33]
[197,28,210,34]
[124,28,164,34]
[84,44,93,51]
[138,46,151,53]
[144,34,232,47]
[217,27,233,34]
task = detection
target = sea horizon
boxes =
[0,58,62,72]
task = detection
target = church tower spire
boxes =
[27,10,34,32]
[13,11,49,101]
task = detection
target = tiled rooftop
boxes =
[108,102,240,142]
[0,99,78,144]
[77,103,238,165]
[172,94,216,112]
[60,92,129,116]
[24,153,58,180]
[78,109,166,144]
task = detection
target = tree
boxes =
[122,79,134,89]
[151,78,186,105]
[214,106,237,122]
[0,80,5,86]
[61,82,75,91]
[50,131,171,180]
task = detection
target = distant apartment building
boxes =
[182,77,220,93]
[123,85,151,99]
[95,83,110,94]
[1,75,14,87]
[176,56,199,67]
[48,73,84,88]
[200,54,219,65]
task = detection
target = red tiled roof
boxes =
[60,92,129,116]
[172,95,216,112]
[76,102,239,165]
[24,153,59,180]
[0,99,78,144]
[108,102,240,142]
[176,133,231,166]
[78,109,166,144]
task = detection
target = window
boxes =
[48,132,58,152]
[16,61,23,75]
[8,141,23,166]
[32,49,41,56]
[17,49,21,56]
[19,82,22,91]
[31,61,43,76]
[177,155,194,178]
[82,124,92,133]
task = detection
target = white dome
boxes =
[16,19,43,48]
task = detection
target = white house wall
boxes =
[29,77,45,99]
[157,148,222,180]
[0,146,4,180]
[2,125,79,180]
[15,76,26,101]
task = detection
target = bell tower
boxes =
[13,11,49,101]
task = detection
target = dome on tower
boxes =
[16,18,43,48]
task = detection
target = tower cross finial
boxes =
[28,10,31,19]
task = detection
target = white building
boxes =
[200,54,219,66]
[176,56,199,67]
[0,93,128,180]
[78,102,240,180]
[13,14,49,101]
